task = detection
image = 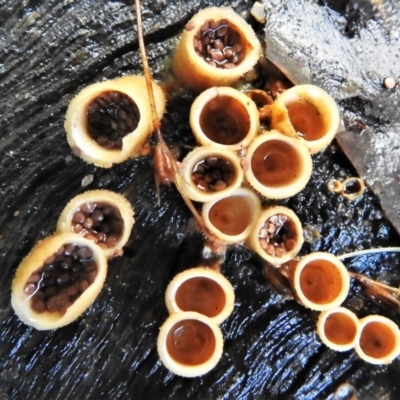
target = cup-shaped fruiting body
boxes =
[270,84,340,154]
[173,7,261,92]
[157,311,224,377]
[341,177,365,201]
[355,315,400,364]
[65,75,166,168]
[190,86,260,151]
[165,267,235,325]
[245,131,312,199]
[247,89,273,108]
[180,146,244,202]
[202,187,261,244]
[11,233,108,330]
[327,179,342,193]
[291,252,350,311]
[248,206,304,265]
[57,190,134,258]
[317,307,360,352]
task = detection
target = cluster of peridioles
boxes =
[64,76,166,167]
[11,2,400,374]
[278,254,400,364]
[173,14,340,261]
[154,7,340,376]
[11,9,167,331]
[11,190,135,330]
[162,6,400,372]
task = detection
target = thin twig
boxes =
[350,272,400,309]
[349,272,399,294]
[340,247,400,297]
[134,0,161,139]
[338,247,400,261]
[133,0,211,232]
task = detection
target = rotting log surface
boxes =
[1,0,400,399]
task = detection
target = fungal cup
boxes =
[355,315,400,364]
[288,252,350,311]
[190,86,260,151]
[248,206,304,265]
[65,75,166,167]
[57,190,134,259]
[245,131,312,199]
[341,177,365,201]
[202,187,261,244]
[317,307,360,352]
[180,145,244,202]
[270,84,340,154]
[157,311,224,377]
[165,267,235,325]
[11,233,108,330]
[172,7,261,92]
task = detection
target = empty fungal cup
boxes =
[317,307,360,352]
[157,311,224,377]
[202,187,261,244]
[291,252,350,311]
[180,145,244,202]
[190,86,260,151]
[270,84,340,154]
[341,177,365,201]
[172,7,261,92]
[165,267,235,325]
[65,75,166,167]
[248,206,304,265]
[355,315,400,364]
[57,190,134,259]
[245,131,312,199]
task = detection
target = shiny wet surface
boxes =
[1,0,400,399]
